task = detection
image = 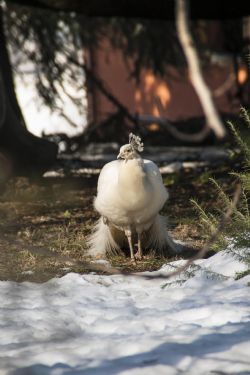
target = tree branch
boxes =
[175,0,226,139]
[145,184,242,279]
[149,95,211,142]
[7,185,241,278]
[67,55,138,126]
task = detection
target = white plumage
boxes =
[87,133,179,260]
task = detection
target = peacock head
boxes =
[117,133,144,161]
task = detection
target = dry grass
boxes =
[0,165,237,282]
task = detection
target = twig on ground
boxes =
[4,238,122,275]
[144,184,242,279]
[6,186,241,279]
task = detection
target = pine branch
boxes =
[145,184,242,280]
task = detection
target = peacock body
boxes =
[87,134,178,260]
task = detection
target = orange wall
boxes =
[86,39,248,124]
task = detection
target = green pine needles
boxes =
[191,107,250,262]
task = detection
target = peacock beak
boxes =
[117,153,122,159]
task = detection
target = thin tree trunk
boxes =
[175,0,226,139]
[0,7,26,127]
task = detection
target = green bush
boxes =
[191,107,250,264]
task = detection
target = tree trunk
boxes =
[175,0,226,139]
[0,6,57,176]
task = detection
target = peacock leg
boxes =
[137,233,143,260]
[102,216,109,225]
[125,229,136,263]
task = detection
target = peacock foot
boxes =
[130,256,137,264]
[135,252,143,260]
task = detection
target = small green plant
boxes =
[191,107,250,260]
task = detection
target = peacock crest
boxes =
[129,133,144,153]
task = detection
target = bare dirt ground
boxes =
[0,163,237,282]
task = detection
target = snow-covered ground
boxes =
[0,250,249,375]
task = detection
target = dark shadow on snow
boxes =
[10,321,250,375]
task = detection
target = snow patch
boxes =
[0,249,249,375]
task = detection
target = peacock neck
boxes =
[117,157,151,200]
